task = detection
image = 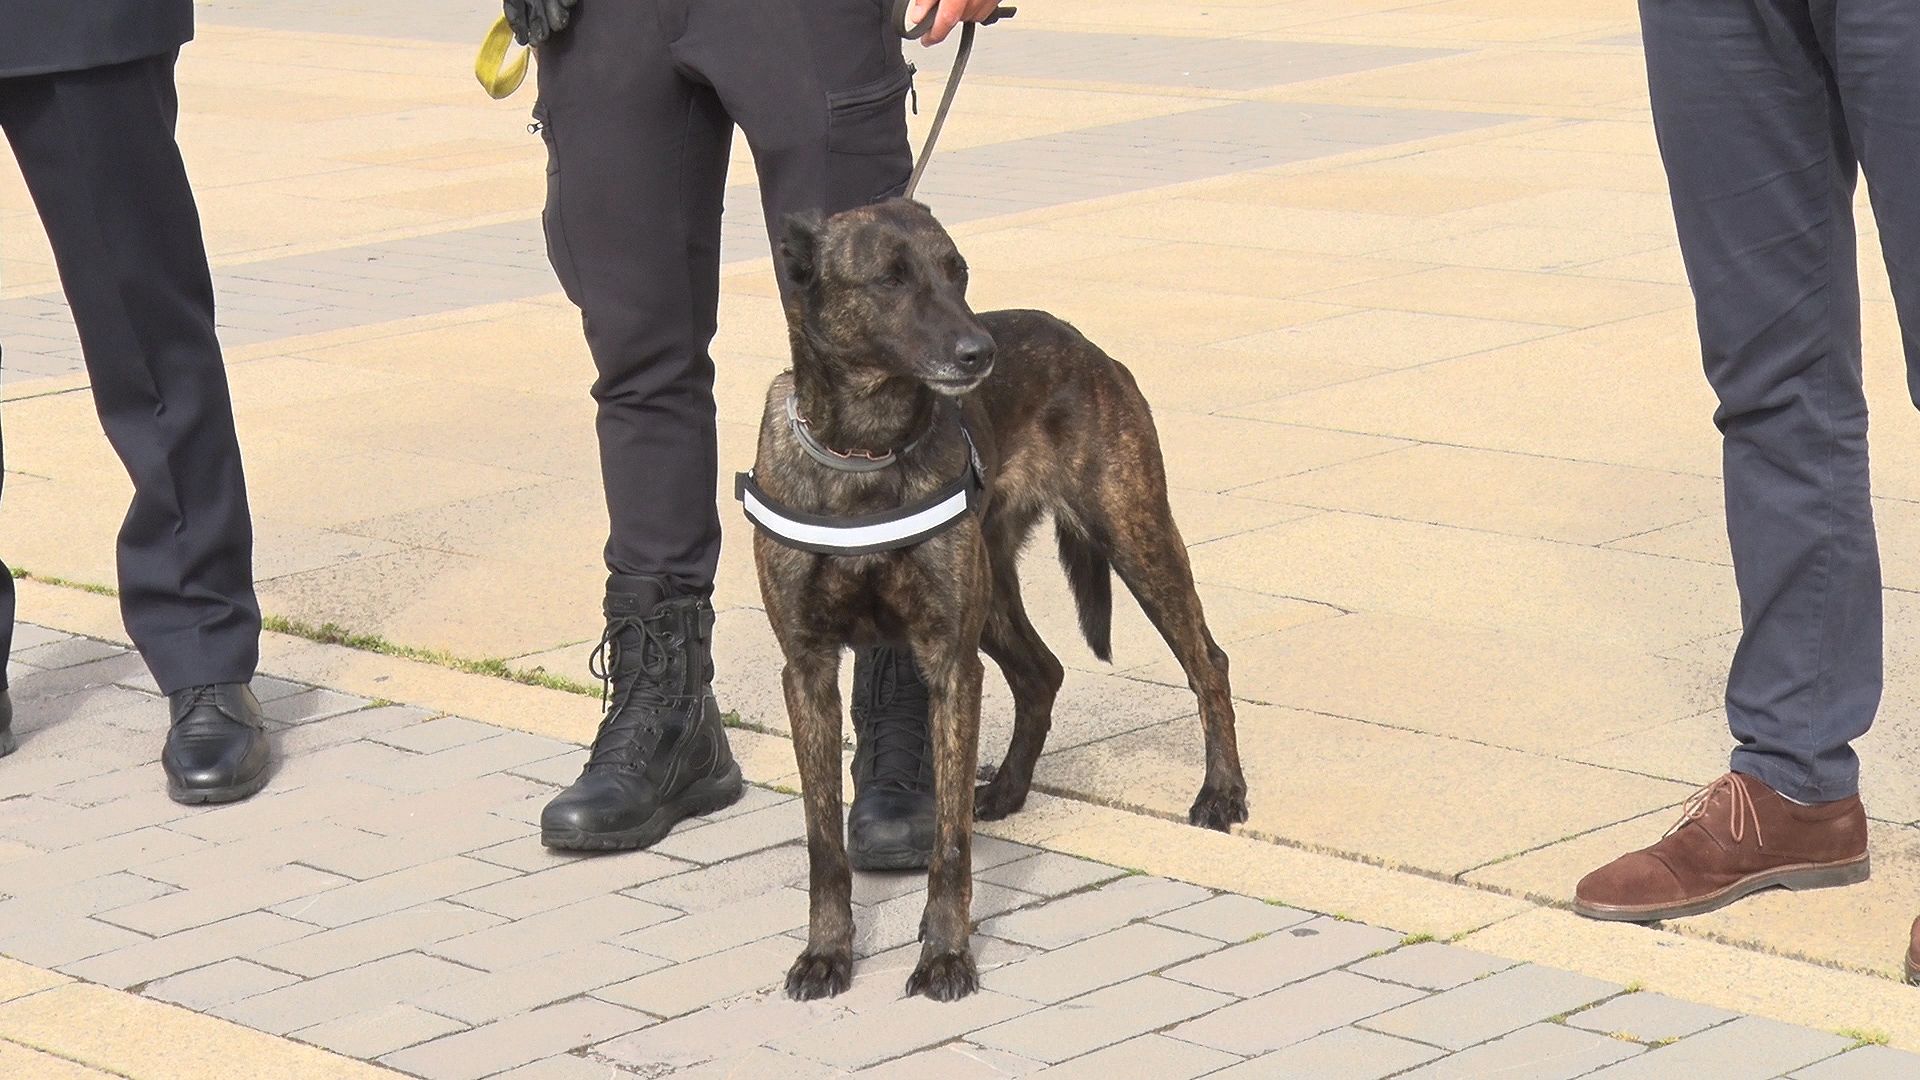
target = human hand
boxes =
[504,0,578,46]
[905,0,1006,46]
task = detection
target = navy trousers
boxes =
[1642,0,1920,800]
[0,51,259,694]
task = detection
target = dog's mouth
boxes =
[927,365,993,396]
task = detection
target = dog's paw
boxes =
[785,949,852,1001]
[906,948,979,1002]
[1188,785,1249,832]
[974,778,1028,821]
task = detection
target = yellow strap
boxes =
[474,15,531,99]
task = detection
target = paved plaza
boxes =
[4,0,1920,1075]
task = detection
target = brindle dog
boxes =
[751,199,1248,1002]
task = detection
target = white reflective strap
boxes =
[741,484,971,552]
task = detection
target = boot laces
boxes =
[584,609,689,768]
[1665,773,1764,848]
[858,652,931,791]
[179,685,220,710]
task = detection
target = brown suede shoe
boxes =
[1574,772,1868,922]
[1907,917,1918,986]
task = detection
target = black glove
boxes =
[505,0,578,46]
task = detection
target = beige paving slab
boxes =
[1213,307,1561,369]
[1047,198,1490,258]
[1185,512,1736,655]
[1241,443,1721,545]
[1039,702,1691,876]
[1303,264,1688,329]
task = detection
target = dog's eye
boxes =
[878,274,906,290]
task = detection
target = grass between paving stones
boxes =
[14,568,735,726]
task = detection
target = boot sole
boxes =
[542,762,745,852]
[168,765,272,806]
[849,841,931,873]
[1574,852,1871,923]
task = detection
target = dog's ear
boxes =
[781,211,825,289]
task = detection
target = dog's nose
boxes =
[954,334,995,374]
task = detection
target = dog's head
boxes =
[780,199,995,396]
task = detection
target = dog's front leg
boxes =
[905,636,985,1001]
[782,648,854,1000]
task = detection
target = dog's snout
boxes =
[954,334,995,374]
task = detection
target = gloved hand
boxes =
[505,0,578,46]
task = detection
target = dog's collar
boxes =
[787,394,929,473]
[736,425,986,556]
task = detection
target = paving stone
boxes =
[1394,1022,1641,1079]
[13,789,195,850]
[431,893,679,971]
[1579,1016,1855,1078]
[1564,991,1736,1044]
[292,1002,470,1060]
[297,811,529,880]
[0,870,176,926]
[851,881,1037,958]
[595,935,799,1017]
[1147,894,1315,944]
[859,1041,1048,1079]
[14,637,127,669]
[976,852,1126,897]
[505,754,583,787]
[974,975,1232,1063]
[455,850,685,919]
[1023,1034,1237,1080]
[1791,1045,1920,1079]
[0,915,151,968]
[491,1055,623,1080]
[271,855,514,928]
[264,688,372,725]
[275,704,435,755]
[978,875,1211,949]
[61,910,316,988]
[774,989,1036,1070]
[379,996,651,1080]
[0,825,207,894]
[1204,1026,1443,1079]
[10,624,72,652]
[649,798,806,864]
[626,843,808,912]
[98,863,349,936]
[215,951,476,1034]
[372,716,501,753]
[617,886,808,962]
[350,730,577,793]
[251,899,507,977]
[1162,916,1403,997]
[410,941,668,1024]
[665,1046,844,1080]
[1360,964,1624,1051]
[981,922,1220,1004]
[1170,971,1426,1057]
[145,959,299,1011]
[1348,941,1515,991]
[593,988,836,1074]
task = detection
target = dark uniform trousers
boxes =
[535,0,914,591]
[1642,0,1920,801]
[0,46,260,693]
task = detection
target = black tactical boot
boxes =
[542,575,744,851]
[163,684,271,804]
[847,646,936,871]
[0,689,14,758]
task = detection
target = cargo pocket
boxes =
[826,65,914,200]
[533,100,585,305]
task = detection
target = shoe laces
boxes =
[584,609,688,768]
[857,652,932,791]
[1665,773,1764,848]
[180,685,220,710]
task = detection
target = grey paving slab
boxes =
[1577,1016,1855,1079]
[490,1056,622,1080]
[772,988,1036,1071]
[1021,1033,1235,1080]
[1391,1022,1642,1079]
[409,941,668,1024]
[615,886,809,962]
[1359,964,1625,1051]
[1348,941,1515,991]
[848,880,1038,958]
[980,921,1221,1004]
[976,851,1125,897]
[270,855,514,927]
[977,875,1211,949]
[454,849,686,918]
[972,31,1455,91]
[215,950,477,1035]
[648,797,807,864]
[101,862,351,936]
[859,1041,1048,1079]
[429,892,679,971]
[291,1003,470,1060]
[61,910,316,989]
[1564,991,1737,1043]
[1149,894,1316,943]
[145,958,300,1011]
[1163,916,1404,997]
[973,975,1231,1064]
[1203,1025,1443,1080]
[1792,1045,1920,1079]
[1169,970,1427,1058]
[594,935,801,1018]
[379,997,651,1080]
[250,900,507,977]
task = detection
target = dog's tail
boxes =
[1056,522,1113,663]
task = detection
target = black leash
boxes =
[893,0,1016,199]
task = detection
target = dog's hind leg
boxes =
[976,555,1063,821]
[781,647,856,1000]
[905,629,986,1001]
[1101,501,1249,832]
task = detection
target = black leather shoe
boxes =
[164,684,271,804]
[542,576,745,851]
[848,646,935,871]
[0,690,15,758]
